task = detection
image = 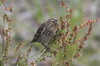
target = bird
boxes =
[31,18,58,50]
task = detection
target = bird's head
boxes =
[46,18,58,28]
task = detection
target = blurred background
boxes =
[0,0,100,66]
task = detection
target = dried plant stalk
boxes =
[34,0,99,66]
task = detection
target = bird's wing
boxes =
[31,23,46,42]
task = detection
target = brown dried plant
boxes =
[33,0,99,66]
[0,0,99,66]
[0,0,13,65]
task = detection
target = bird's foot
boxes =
[42,44,51,52]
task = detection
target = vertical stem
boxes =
[2,16,5,54]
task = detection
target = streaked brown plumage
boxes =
[31,18,58,50]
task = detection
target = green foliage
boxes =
[0,0,2,5]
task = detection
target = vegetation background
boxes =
[0,0,100,66]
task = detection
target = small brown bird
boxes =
[31,18,58,50]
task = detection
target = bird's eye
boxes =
[51,20,55,23]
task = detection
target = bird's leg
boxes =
[42,44,50,52]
